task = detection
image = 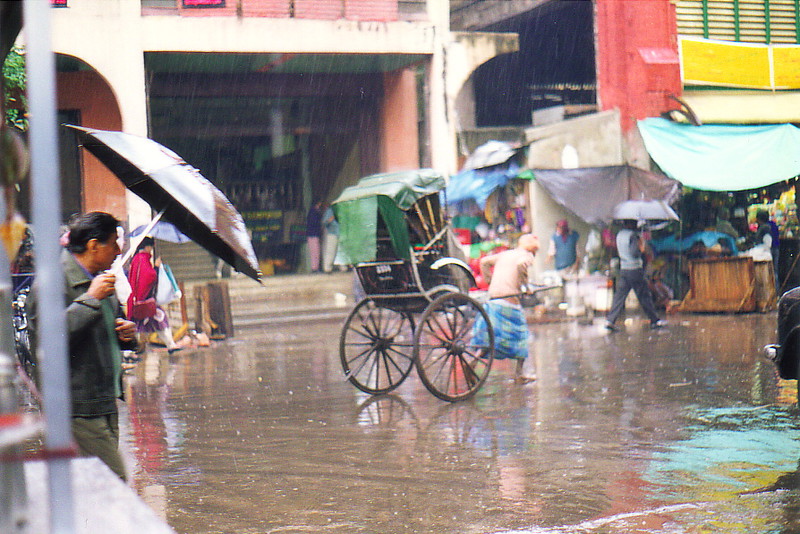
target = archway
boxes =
[54,54,125,222]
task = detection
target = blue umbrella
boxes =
[129,221,191,244]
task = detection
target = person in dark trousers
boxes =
[605,220,665,331]
[30,212,138,480]
[306,201,323,272]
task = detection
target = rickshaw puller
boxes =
[475,233,539,384]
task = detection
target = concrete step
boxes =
[172,271,355,331]
[156,240,217,281]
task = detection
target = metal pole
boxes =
[0,238,27,534]
[23,1,75,532]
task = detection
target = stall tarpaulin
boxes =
[638,117,800,191]
[445,162,525,208]
[531,165,681,225]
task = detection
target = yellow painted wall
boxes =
[681,37,800,89]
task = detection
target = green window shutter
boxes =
[677,0,800,43]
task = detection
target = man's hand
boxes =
[115,318,137,343]
[87,271,116,300]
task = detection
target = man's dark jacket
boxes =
[30,251,137,417]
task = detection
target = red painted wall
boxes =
[57,71,126,219]
[380,68,419,172]
[595,0,682,132]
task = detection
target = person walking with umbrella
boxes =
[605,219,666,331]
[127,237,181,354]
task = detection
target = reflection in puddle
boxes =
[645,404,800,500]
[117,315,800,533]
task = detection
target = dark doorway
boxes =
[472,0,596,127]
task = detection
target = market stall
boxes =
[639,117,800,307]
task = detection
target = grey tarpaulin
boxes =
[532,165,681,225]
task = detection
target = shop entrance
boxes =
[148,72,382,273]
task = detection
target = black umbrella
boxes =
[65,125,260,282]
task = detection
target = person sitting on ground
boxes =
[474,233,539,384]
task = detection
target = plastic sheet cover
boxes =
[532,165,681,225]
[638,117,800,191]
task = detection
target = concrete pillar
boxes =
[380,68,419,172]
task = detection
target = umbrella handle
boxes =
[113,209,165,271]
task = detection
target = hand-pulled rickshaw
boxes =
[332,169,495,402]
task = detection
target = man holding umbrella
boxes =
[605,219,666,331]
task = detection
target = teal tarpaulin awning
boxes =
[638,117,800,191]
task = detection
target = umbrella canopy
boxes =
[612,199,679,222]
[129,221,191,244]
[65,125,260,282]
[461,140,521,171]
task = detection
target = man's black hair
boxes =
[66,212,120,254]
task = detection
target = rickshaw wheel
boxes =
[340,298,416,395]
[413,292,494,402]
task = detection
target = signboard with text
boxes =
[183,0,225,7]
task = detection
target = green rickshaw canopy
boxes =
[332,169,447,264]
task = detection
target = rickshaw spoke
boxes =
[347,346,378,376]
[382,313,407,337]
[350,319,378,341]
[450,308,474,342]
[366,306,388,338]
[379,349,398,385]
[423,347,453,386]
[385,345,415,363]
[421,316,451,345]
[458,354,479,389]
[426,312,451,340]
[344,341,376,347]
[381,347,407,376]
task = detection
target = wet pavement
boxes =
[118,312,800,534]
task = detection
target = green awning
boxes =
[332,169,446,264]
[638,117,800,191]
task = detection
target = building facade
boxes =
[48,0,517,271]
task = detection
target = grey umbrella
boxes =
[612,199,679,222]
[65,125,260,282]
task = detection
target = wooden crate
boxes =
[680,256,756,312]
[754,260,777,312]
